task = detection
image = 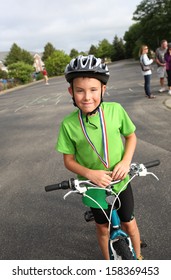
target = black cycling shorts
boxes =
[90,183,134,224]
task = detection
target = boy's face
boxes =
[68,77,106,114]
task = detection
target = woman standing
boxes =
[139,45,155,99]
[164,42,171,95]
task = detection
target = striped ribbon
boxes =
[78,108,109,168]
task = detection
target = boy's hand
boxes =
[87,170,112,188]
[111,160,130,180]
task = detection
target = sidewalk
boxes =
[164,98,171,109]
[0,79,43,96]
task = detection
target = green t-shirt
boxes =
[56,102,136,209]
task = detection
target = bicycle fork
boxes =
[109,209,136,260]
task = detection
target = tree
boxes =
[42,42,56,62]
[96,39,112,60]
[21,49,34,65]
[45,50,70,76]
[133,0,171,50]
[0,69,8,79]
[5,43,33,66]
[124,23,143,58]
[88,45,98,56]
[8,62,34,84]
[5,43,21,65]
[110,36,125,61]
[69,48,79,58]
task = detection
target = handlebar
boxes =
[45,160,160,192]
[45,178,74,192]
[143,160,160,169]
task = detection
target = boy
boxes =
[42,67,49,85]
[56,55,142,260]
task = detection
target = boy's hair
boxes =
[65,55,110,85]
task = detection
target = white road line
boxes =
[15,105,28,113]
[15,93,64,111]
[55,97,61,105]
[42,98,50,102]
[29,96,46,104]
[55,93,64,105]
[138,83,144,87]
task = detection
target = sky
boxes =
[0,0,141,54]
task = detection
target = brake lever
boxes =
[63,179,88,200]
[136,164,159,180]
[63,190,79,200]
[146,172,159,181]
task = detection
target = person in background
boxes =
[155,40,168,92]
[139,45,155,99]
[164,42,171,95]
[42,67,49,85]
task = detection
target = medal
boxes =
[78,108,109,168]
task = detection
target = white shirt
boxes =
[140,53,153,75]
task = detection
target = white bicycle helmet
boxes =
[65,55,110,84]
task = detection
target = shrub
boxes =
[8,62,34,84]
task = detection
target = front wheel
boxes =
[109,238,135,260]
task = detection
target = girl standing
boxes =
[139,45,155,99]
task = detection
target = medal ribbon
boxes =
[78,108,109,168]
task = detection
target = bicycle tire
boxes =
[109,238,135,260]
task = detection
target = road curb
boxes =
[164,98,171,109]
[0,80,43,96]
[0,76,58,96]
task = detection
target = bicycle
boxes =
[45,160,160,260]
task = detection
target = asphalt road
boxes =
[0,59,171,260]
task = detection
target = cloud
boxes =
[0,0,140,53]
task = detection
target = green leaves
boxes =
[5,43,33,66]
[45,50,70,77]
[8,62,34,84]
[133,0,171,49]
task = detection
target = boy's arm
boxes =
[63,154,112,188]
[111,132,137,180]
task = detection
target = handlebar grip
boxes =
[143,160,160,169]
[45,183,62,192]
[45,179,74,192]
